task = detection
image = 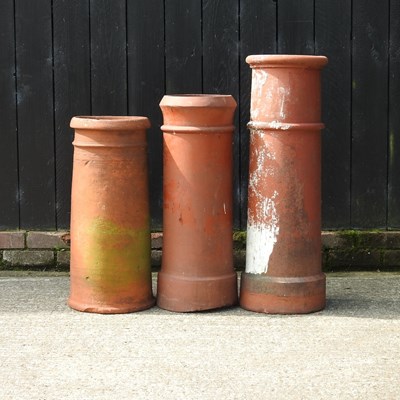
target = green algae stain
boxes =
[233,230,247,250]
[338,229,361,248]
[83,218,151,291]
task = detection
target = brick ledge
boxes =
[0,230,399,271]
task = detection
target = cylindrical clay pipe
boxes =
[157,95,238,312]
[68,116,155,314]
[240,55,328,314]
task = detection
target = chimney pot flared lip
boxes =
[160,94,237,108]
[246,54,328,69]
[70,116,151,130]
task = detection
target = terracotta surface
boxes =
[68,116,155,313]
[157,95,238,312]
[240,55,328,314]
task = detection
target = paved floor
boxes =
[0,271,399,399]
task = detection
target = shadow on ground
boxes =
[0,271,399,320]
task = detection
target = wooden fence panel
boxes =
[0,1,399,231]
[239,0,277,228]
[128,0,165,229]
[203,0,240,227]
[315,0,352,229]
[90,0,127,115]
[389,1,400,229]
[0,0,19,229]
[165,0,202,94]
[53,0,91,229]
[352,0,389,228]
[15,0,56,229]
[277,0,314,55]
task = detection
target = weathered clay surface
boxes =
[68,116,155,314]
[241,55,328,314]
[157,95,238,312]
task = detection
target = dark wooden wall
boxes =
[0,0,399,231]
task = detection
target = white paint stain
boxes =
[246,190,279,274]
[278,86,290,119]
[248,131,275,192]
[251,107,259,120]
[223,203,226,214]
[247,132,280,273]
[254,69,268,98]
[250,69,269,121]
[268,121,291,130]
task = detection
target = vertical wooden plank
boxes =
[388,1,400,229]
[239,0,277,229]
[0,0,19,229]
[203,0,240,228]
[277,0,314,54]
[15,0,55,229]
[128,0,165,229]
[352,1,389,228]
[90,0,127,115]
[315,0,351,229]
[165,0,202,94]
[53,0,91,229]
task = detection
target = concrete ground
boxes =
[0,271,399,400]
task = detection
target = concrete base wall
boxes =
[0,231,399,271]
